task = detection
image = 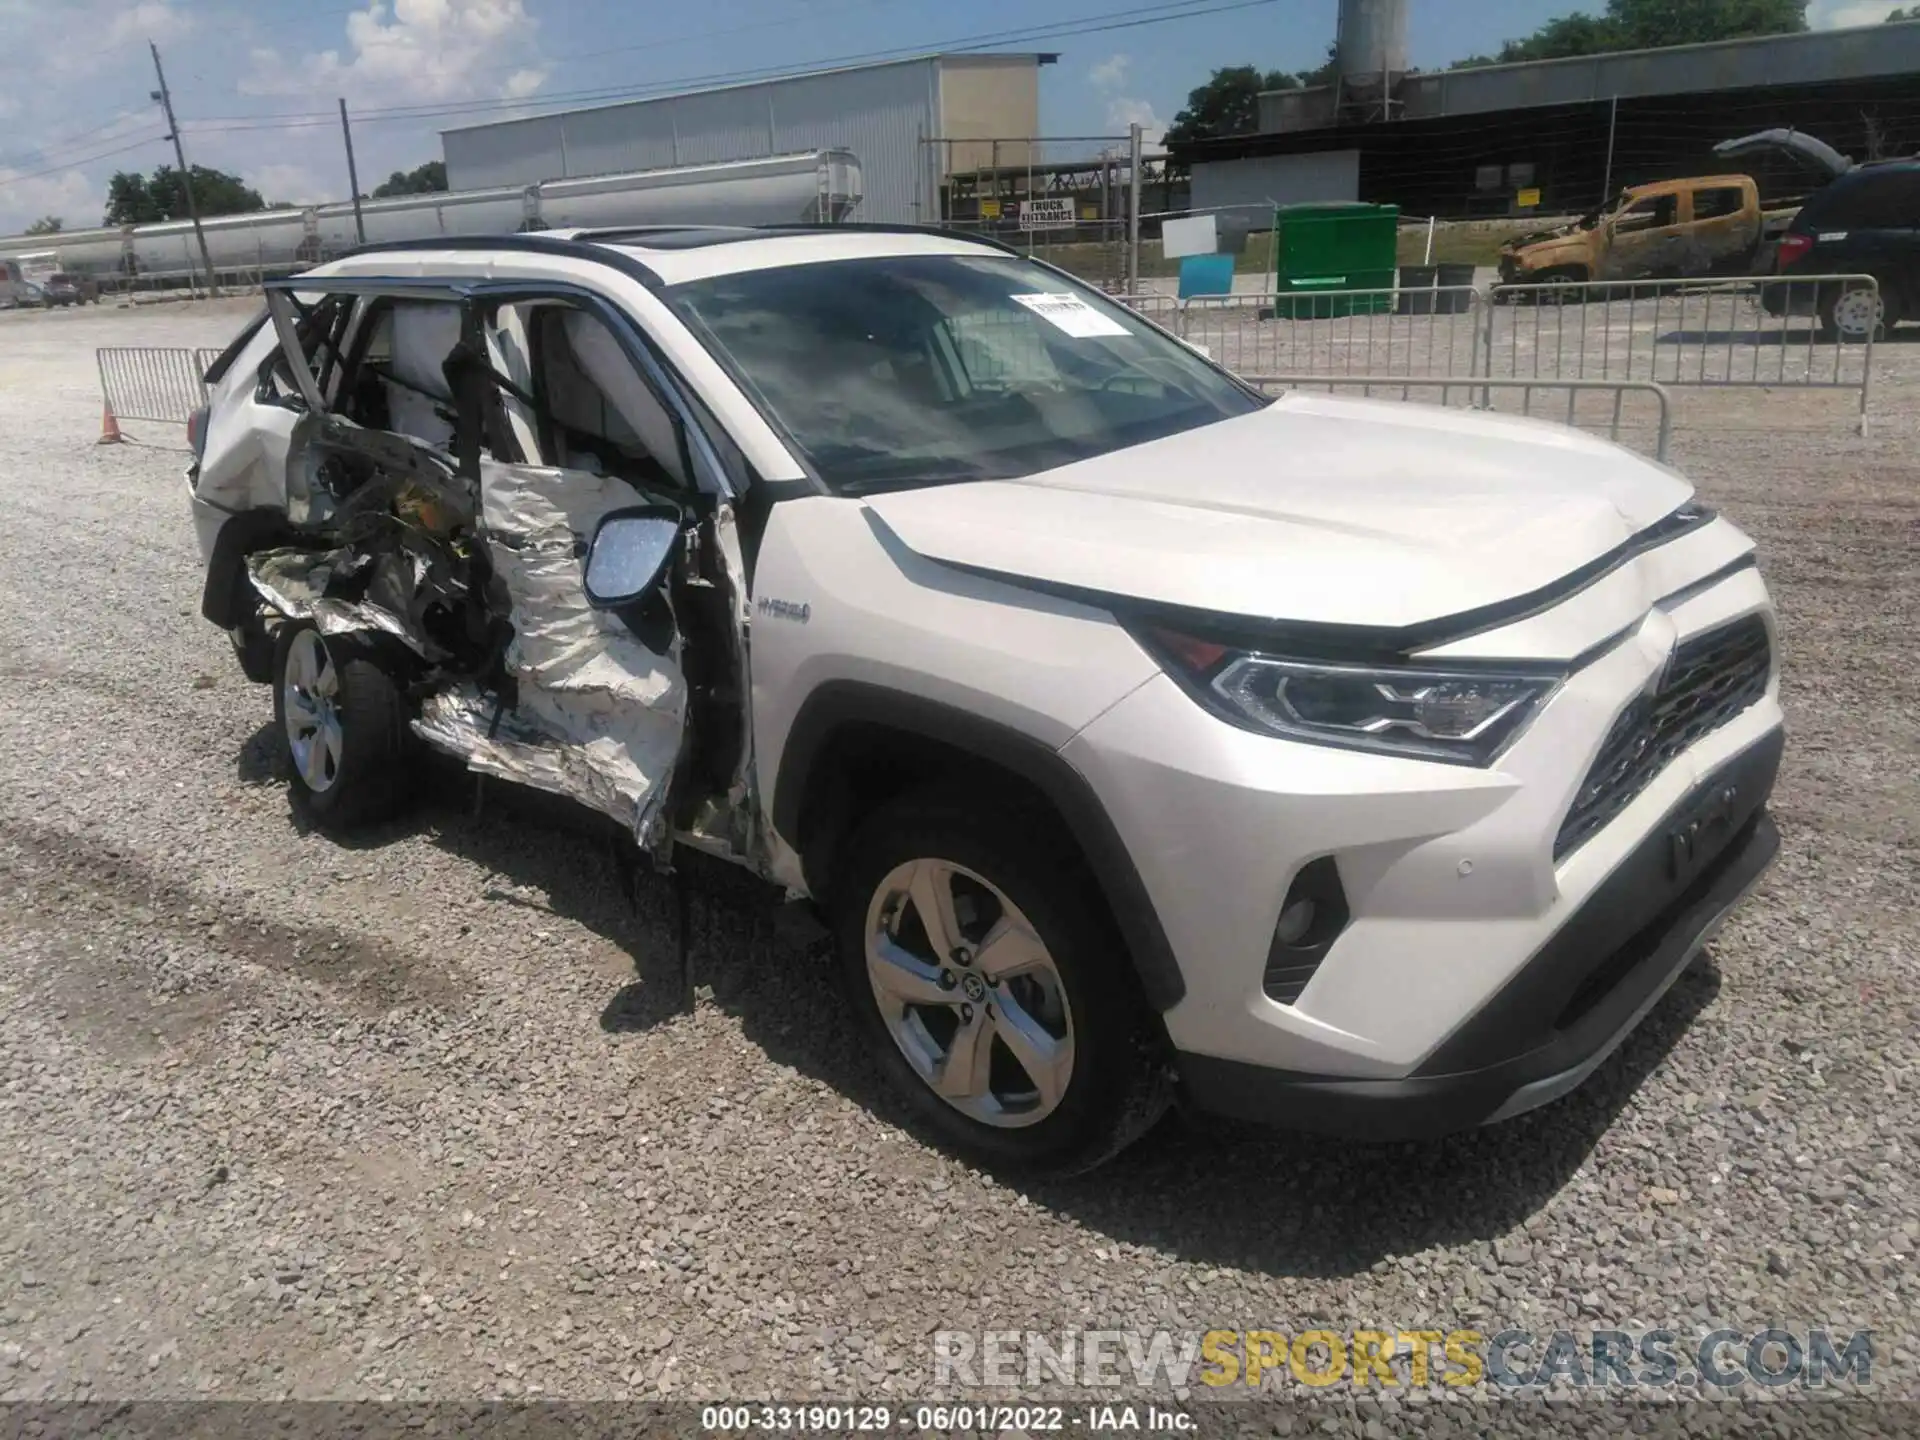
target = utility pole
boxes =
[1600,93,1619,210]
[1126,121,1143,296]
[339,98,367,245]
[149,41,216,296]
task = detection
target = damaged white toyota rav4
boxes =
[188,226,1783,1173]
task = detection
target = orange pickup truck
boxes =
[1497,175,1772,288]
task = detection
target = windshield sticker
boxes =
[1010,292,1131,339]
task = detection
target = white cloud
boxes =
[0,167,103,236]
[246,162,332,207]
[1089,53,1130,90]
[105,0,192,47]
[1104,96,1167,153]
[244,0,545,106]
[1807,0,1906,25]
[1088,49,1165,149]
[0,109,159,233]
[503,65,548,100]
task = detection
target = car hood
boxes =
[859,392,1694,631]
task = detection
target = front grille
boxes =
[1554,615,1772,859]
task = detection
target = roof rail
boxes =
[749,221,1027,256]
[334,233,664,289]
[570,224,758,242]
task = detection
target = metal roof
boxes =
[1255,19,1920,131]
[440,53,1060,136]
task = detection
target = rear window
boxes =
[1801,170,1920,230]
[1692,188,1745,220]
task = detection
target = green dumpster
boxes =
[1267,202,1399,319]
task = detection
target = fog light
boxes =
[1274,897,1317,947]
[1264,857,1351,1006]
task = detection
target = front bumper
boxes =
[1176,729,1781,1139]
[1064,534,1778,1063]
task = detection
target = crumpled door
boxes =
[1600,192,1685,280]
[414,457,690,842]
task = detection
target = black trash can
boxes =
[1396,265,1437,315]
[1434,262,1477,313]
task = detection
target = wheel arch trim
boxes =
[771,680,1187,1012]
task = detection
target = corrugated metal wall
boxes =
[442,58,942,222]
[1190,152,1361,213]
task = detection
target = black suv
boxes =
[1718,132,1918,340]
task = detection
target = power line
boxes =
[183,0,1217,123]
[0,114,154,173]
[177,0,1269,130]
[0,134,165,189]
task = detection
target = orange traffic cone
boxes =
[97,401,124,445]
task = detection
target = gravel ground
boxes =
[0,299,1915,1426]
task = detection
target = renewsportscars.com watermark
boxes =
[933,1328,1875,1392]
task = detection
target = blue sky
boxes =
[0,0,1891,233]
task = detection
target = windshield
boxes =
[666,253,1265,493]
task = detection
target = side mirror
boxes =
[583,505,682,608]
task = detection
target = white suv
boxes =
[187,225,1784,1173]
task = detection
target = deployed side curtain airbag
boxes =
[560,309,687,486]
[485,309,543,464]
[386,302,463,448]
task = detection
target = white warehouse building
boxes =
[441,53,1056,225]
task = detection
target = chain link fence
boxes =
[923,135,1146,294]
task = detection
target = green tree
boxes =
[1887,5,1920,18]
[370,160,448,198]
[1452,0,1806,68]
[1164,63,1341,148]
[24,215,63,235]
[104,164,266,225]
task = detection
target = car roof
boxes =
[320,225,1025,289]
[1836,158,1920,179]
[1627,175,1753,194]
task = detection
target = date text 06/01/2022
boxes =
[698,1403,1196,1432]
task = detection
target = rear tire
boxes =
[831,785,1173,1175]
[1820,283,1891,342]
[271,622,418,829]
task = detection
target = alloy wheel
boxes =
[282,628,344,794]
[863,857,1075,1128]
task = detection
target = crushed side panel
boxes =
[415,458,689,842]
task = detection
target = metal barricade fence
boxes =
[1177,287,1486,380]
[1481,274,1877,435]
[1109,292,1183,329]
[1244,374,1674,464]
[97,346,222,425]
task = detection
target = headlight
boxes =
[1141,627,1560,766]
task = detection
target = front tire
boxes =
[832,787,1172,1175]
[271,622,417,828]
[1527,266,1588,304]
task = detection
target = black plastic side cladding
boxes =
[771,681,1187,1013]
[200,508,293,631]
